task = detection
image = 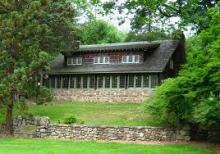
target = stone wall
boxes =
[13,116,190,142]
[52,89,152,103]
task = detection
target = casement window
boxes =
[67,57,82,65]
[122,55,140,63]
[105,76,111,88]
[62,76,69,89]
[151,75,159,88]
[135,75,142,88]
[170,59,174,69]
[143,74,150,88]
[56,76,62,88]
[128,74,135,88]
[94,56,110,64]
[97,75,104,88]
[119,75,126,88]
[112,75,118,88]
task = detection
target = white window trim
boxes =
[94,56,110,64]
[122,55,140,64]
[67,57,82,66]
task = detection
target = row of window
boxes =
[67,55,141,65]
[44,74,159,89]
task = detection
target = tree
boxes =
[145,3,220,129]
[0,0,78,134]
[98,0,219,32]
[80,19,126,44]
[125,31,171,42]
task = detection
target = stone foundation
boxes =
[52,89,152,103]
[13,116,190,142]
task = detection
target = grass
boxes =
[27,102,160,126]
[0,138,216,154]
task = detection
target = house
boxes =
[43,39,185,103]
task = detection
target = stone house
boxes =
[43,39,185,103]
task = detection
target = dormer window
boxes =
[67,57,82,65]
[94,56,110,64]
[122,55,140,63]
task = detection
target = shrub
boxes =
[63,115,77,124]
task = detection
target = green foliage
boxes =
[98,0,218,32]
[35,87,53,105]
[80,19,126,44]
[125,31,171,42]
[145,3,220,129]
[63,114,77,124]
[0,0,78,130]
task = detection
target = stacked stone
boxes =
[53,89,152,103]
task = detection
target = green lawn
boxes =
[27,102,159,126]
[0,138,216,154]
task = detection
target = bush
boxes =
[63,115,77,124]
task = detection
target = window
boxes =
[112,75,118,88]
[151,75,158,88]
[89,76,96,88]
[50,76,56,88]
[119,75,126,88]
[76,76,81,88]
[70,76,75,88]
[122,55,140,63]
[82,76,88,88]
[62,76,69,89]
[105,76,111,88]
[143,74,149,88]
[170,60,174,69]
[135,75,142,88]
[128,75,134,88]
[56,76,62,88]
[94,56,110,64]
[67,57,82,65]
[97,76,104,88]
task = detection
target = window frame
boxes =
[94,56,110,64]
[67,57,82,65]
[122,55,140,64]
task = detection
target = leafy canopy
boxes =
[145,3,220,129]
[79,19,126,45]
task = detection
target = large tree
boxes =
[0,0,78,134]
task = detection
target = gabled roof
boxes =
[49,40,180,74]
[67,41,160,53]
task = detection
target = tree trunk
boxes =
[5,93,14,135]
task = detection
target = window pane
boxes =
[135,75,142,88]
[128,75,134,88]
[56,76,62,88]
[122,56,126,63]
[94,57,98,63]
[67,58,72,65]
[70,76,75,88]
[90,76,95,88]
[63,76,69,89]
[76,76,81,88]
[151,75,158,88]
[99,57,104,63]
[119,75,126,88]
[105,76,111,88]
[78,57,82,64]
[134,55,139,63]
[112,75,118,88]
[50,76,56,88]
[97,76,104,88]
[105,57,109,63]
[72,57,77,64]
[82,76,88,88]
[128,55,132,62]
[143,74,149,88]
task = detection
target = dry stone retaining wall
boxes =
[53,89,152,103]
[13,116,190,142]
